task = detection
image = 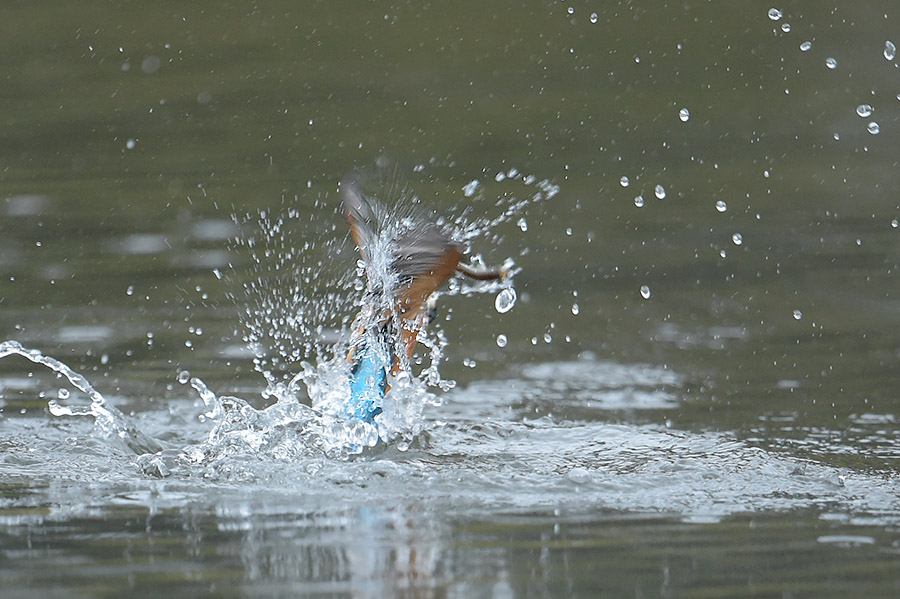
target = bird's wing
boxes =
[340,174,377,263]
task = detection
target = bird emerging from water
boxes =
[340,175,508,423]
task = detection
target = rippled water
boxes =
[3,1,900,597]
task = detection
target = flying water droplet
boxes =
[517,217,528,232]
[462,179,480,198]
[590,12,598,24]
[800,41,812,52]
[891,219,899,229]
[825,57,837,69]
[634,195,645,208]
[57,388,70,400]
[496,334,508,348]
[177,370,191,384]
[867,122,880,135]
[768,8,782,21]
[494,288,517,313]
[571,303,580,315]
[679,107,690,122]
[732,233,743,245]
[715,200,727,212]
[567,467,590,484]
[885,40,896,61]
[793,309,803,320]
[620,176,630,188]
[640,285,651,299]
[856,104,874,117]
[654,184,666,199]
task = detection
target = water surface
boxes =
[2,1,900,597]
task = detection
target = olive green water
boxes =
[2,1,900,597]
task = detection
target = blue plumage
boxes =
[346,343,386,423]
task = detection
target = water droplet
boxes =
[679,107,690,122]
[125,138,136,150]
[126,285,135,296]
[543,333,552,344]
[640,285,651,299]
[494,288,517,313]
[590,12,598,24]
[768,8,782,21]
[567,467,590,484]
[891,219,899,228]
[496,334,508,348]
[715,200,727,212]
[732,233,743,245]
[781,23,791,33]
[494,171,506,182]
[634,195,644,208]
[463,358,476,368]
[800,41,812,52]
[462,179,480,197]
[57,388,70,400]
[517,217,528,232]
[141,56,160,74]
[856,104,874,117]
[571,303,580,315]
[885,40,896,60]
[793,309,803,320]
[825,57,837,69]
[719,249,727,258]
[867,121,880,135]
[654,184,666,199]
[619,176,630,188]
[177,371,191,384]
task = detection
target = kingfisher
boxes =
[340,175,507,423]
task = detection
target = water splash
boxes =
[0,340,161,454]
[228,202,356,388]
[1,168,546,470]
